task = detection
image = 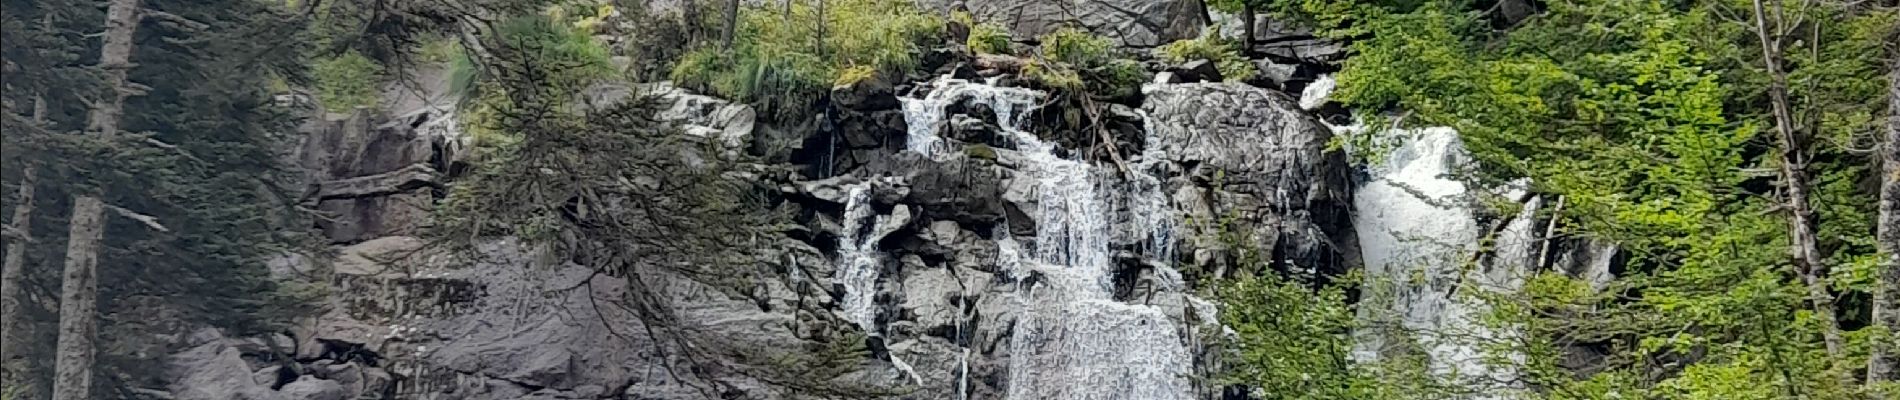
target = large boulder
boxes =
[169,338,289,400]
[298,107,461,244]
[1142,82,1358,277]
[924,0,1203,48]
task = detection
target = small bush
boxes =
[956,10,1013,55]
[312,50,384,112]
[1039,27,1115,67]
[1157,31,1257,82]
[1028,27,1144,97]
[1022,58,1084,91]
[834,65,878,87]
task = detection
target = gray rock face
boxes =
[179,66,1369,400]
[298,106,461,244]
[1143,82,1358,276]
[279,377,348,400]
[925,0,1203,48]
[170,340,289,400]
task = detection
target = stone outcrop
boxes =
[296,107,461,244]
[923,0,1203,48]
[1143,82,1358,277]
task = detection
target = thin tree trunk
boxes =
[815,0,826,58]
[1750,0,1845,360]
[1869,51,1900,391]
[722,0,740,49]
[1240,3,1256,57]
[54,0,141,398]
[50,197,103,400]
[1,89,47,395]
[684,0,701,45]
[0,166,34,395]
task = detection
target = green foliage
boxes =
[669,0,943,120]
[1218,270,1451,399]
[312,50,385,112]
[833,64,879,87]
[1025,27,1146,98]
[1022,58,1085,91]
[455,14,613,149]
[1039,26,1115,67]
[957,11,1018,54]
[1156,29,1257,82]
[3,0,319,395]
[1271,0,1893,396]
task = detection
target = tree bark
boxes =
[1750,0,1845,360]
[1240,2,1256,57]
[721,0,740,49]
[50,196,104,400]
[684,0,701,45]
[1869,50,1900,390]
[815,0,826,58]
[54,0,141,398]
[0,166,34,395]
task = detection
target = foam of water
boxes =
[837,184,883,332]
[1300,75,1338,111]
[1348,127,1527,396]
[898,75,1194,400]
[900,76,1045,157]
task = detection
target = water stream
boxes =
[900,75,1194,400]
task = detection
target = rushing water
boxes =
[837,184,883,332]
[898,75,1194,400]
[1307,74,1528,396]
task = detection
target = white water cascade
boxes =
[836,182,929,386]
[836,184,884,332]
[1307,75,1528,396]
[898,76,1195,400]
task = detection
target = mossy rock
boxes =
[964,144,998,161]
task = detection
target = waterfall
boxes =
[1348,128,1523,389]
[837,184,882,332]
[900,75,1193,400]
[1324,100,1531,398]
[900,76,1045,157]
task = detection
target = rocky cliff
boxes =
[153,5,1616,400]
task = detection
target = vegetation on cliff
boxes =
[1237,0,1898,397]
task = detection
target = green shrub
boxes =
[457,15,617,151]
[834,64,879,87]
[1038,27,1115,66]
[955,10,1013,55]
[1027,27,1144,97]
[670,0,943,119]
[1022,58,1084,90]
[312,50,384,112]
[1157,31,1257,82]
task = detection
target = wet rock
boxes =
[833,76,900,111]
[1143,82,1359,277]
[278,377,346,400]
[170,340,286,400]
[1172,59,1224,83]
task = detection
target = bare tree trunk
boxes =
[1240,2,1256,57]
[54,0,141,398]
[50,197,103,400]
[0,166,34,395]
[1750,0,1845,361]
[722,0,740,48]
[684,0,701,45]
[1,88,47,396]
[1870,51,1900,391]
